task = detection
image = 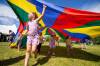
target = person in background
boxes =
[80,38,87,49]
[17,30,28,52]
[0,32,2,42]
[17,33,23,52]
[55,36,60,46]
[65,36,73,54]
[48,34,57,56]
[35,32,45,57]
[8,30,16,44]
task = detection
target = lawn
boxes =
[0,42,100,66]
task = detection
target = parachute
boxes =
[7,0,100,47]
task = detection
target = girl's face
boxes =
[52,35,56,38]
[29,13,36,21]
[31,14,36,20]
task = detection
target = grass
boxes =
[0,42,100,66]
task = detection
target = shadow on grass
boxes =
[33,56,51,66]
[0,55,25,66]
[32,45,100,66]
[40,46,100,62]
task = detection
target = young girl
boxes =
[17,33,23,52]
[55,36,60,46]
[65,36,72,54]
[48,34,56,56]
[80,38,87,49]
[17,30,28,52]
[24,5,46,66]
[36,32,44,55]
[8,30,15,44]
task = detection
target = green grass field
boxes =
[0,42,100,66]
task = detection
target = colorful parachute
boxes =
[7,0,100,40]
[42,27,66,40]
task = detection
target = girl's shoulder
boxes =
[32,20,38,24]
[28,20,37,23]
[27,21,31,24]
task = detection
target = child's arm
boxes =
[22,30,28,35]
[36,4,47,22]
[42,37,46,44]
[22,23,28,35]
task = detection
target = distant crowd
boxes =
[0,30,15,42]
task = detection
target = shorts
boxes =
[27,35,39,45]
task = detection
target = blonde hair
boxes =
[28,12,38,20]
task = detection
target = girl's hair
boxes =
[65,36,70,39]
[9,30,12,32]
[28,12,38,20]
[39,32,42,36]
[51,34,56,37]
[32,12,38,19]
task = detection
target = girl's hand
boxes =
[43,4,47,8]
[22,30,28,35]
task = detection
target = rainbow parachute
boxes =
[7,0,100,41]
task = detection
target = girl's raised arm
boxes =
[36,4,47,22]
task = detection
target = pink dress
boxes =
[27,20,39,45]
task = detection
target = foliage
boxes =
[93,36,100,44]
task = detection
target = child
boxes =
[24,4,46,66]
[55,36,60,46]
[17,33,23,52]
[80,38,87,49]
[48,34,56,56]
[8,30,15,44]
[65,36,72,54]
[36,32,44,55]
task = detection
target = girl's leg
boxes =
[32,45,37,58]
[18,44,20,52]
[37,43,42,54]
[47,47,52,56]
[80,43,83,49]
[52,48,55,55]
[24,44,32,66]
[66,45,68,52]
[17,40,21,52]
[83,43,87,49]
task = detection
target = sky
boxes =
[0,0,100,34]
[0,0,18,34]
[44,0,100,13]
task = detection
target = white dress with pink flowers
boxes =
[27,20,39,45]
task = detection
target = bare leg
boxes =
[52,48,55,55]
[17,37,22,52]
[18,44,20,52]
[47,48,52,56]
[80,44,83,49]
[32,45,37,58]
[17,41,21,52]
[24,44,32,66]
[83,43,87,49]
